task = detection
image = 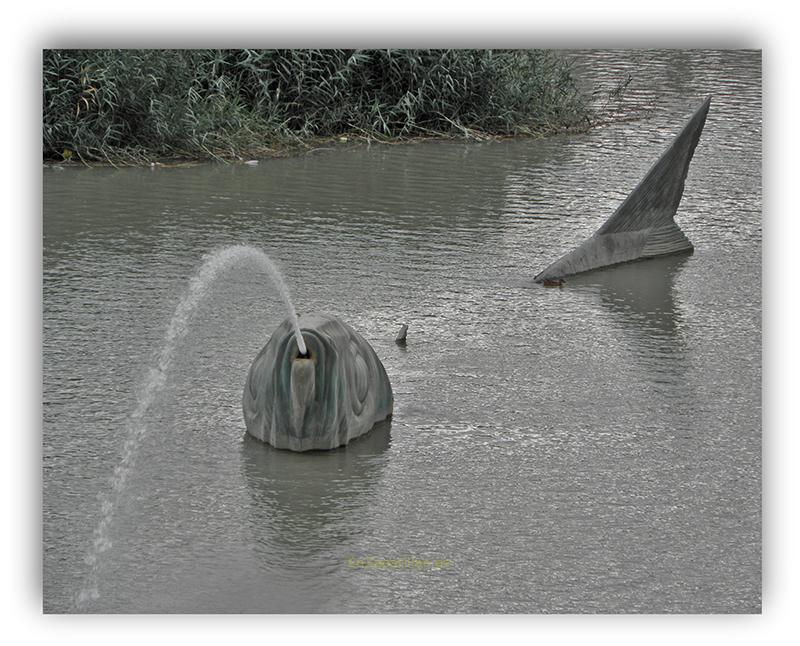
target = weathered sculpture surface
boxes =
[243,314,393,451]
[535,96,711,282]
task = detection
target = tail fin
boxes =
[535,97,710,282]
[598,96,711,235]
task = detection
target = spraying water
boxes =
[76,245,305,608]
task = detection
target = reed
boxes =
[43,49,591,164]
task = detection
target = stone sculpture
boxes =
[243,314,393,451]
[395,324,408,346]
[535,96,711,282]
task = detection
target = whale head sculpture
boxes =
[243,313,393,451]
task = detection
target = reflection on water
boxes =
[567,253,696,404]
[240,421,391,559]
[569,252,692,336]
[43,49,761,613]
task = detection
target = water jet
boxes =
[77,244,305,608]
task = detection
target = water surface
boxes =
[43,49,761,613]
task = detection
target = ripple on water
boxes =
[44,49,761,613]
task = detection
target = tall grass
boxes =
[43,49,591,164]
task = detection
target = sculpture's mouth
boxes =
[289,333,316,433]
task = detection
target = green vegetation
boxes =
[43,49,591,165]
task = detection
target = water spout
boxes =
[76,244,304,608]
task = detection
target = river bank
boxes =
[43,49,594,167]
[43,128,599,169]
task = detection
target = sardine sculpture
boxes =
[243,314,393,451]
[535,97,711,282]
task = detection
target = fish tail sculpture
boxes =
[243,314,393,451]
[535,96,711,282]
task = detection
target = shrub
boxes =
[43,49,591,164]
